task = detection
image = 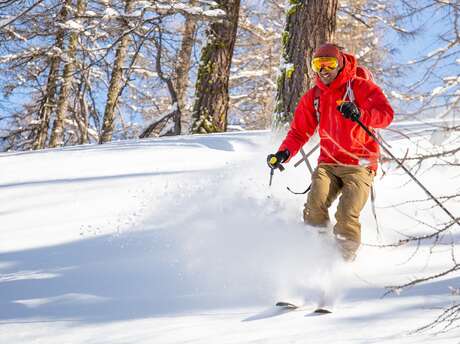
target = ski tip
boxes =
[275,301,298,309]
[314,308,332,314]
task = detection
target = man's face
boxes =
[311,56,341,85]
[318,67,339,85]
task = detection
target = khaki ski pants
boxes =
[303,164,374,260]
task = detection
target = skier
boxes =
[267,43,394,261]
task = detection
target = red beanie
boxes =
[313,43,344,70]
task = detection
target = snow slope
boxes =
[0,127,459,343]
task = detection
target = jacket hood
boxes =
[315,52,357,91]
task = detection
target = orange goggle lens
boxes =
[311,57,339,73]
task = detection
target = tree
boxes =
[224,0,384,131]
[191,0,241,134]
[336,0,388,77]
[99,0,135,143]
[0,1,232,149]
[32,0,70,150]
[49,0,87,148]
[174,0,198,133]
[140,24,182,138]
[273,0,339,129]
[137,3,228,138]
[226,0,282,130]
[369,0,460,332]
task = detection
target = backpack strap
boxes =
[313,78,356,122]
[342,79,355,102]
[313,86,321,122]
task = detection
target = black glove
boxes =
[267,150,290,169]
[337,101,361,122]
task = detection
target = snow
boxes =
[426,47,448,58]
[430,128,451,146]
[230,69,268,80]
[0,16,12,27]
[152,3,226,17]
[5,27,27,42]
[85,10,97,17]
[356,46,371,59]
[60,20,85,32]
[0,125,459,343]
[203,9,226,17]
[102,8,119,18]
[131,64,156,79]
[391,90,411,100]
[431,86,445,96]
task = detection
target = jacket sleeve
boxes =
[278,91,318,162]
[355,80,394,129]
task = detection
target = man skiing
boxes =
[267,43,394,261]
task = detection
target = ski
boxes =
[275,301,299,309]
[314,299,333,314]
[276,301,332,314]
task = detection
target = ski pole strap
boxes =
[287,183,311,195]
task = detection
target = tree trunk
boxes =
[49,0,86,148]
[273,0,338,129]
[77,80,89,144]
[191,0,240,134]
[140,27,182,138]
[32,1,70,150]
[99,0,134,143]
[175,0,198,133]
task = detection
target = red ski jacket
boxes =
[278,53,394,171]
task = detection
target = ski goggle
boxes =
[311,57,339,73]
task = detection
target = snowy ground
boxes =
[0,125,459,343]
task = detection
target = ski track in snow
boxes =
[0,126,459,343]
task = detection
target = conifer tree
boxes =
[191,0,241,134]
[273,0,339,129]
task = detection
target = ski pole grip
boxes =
[269,156,284,171]
[269,156,278,165]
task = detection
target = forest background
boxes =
[0,0,457,151]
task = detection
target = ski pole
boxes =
[268,157,284,187]
[355,117,459,227]
[269,167,275,186]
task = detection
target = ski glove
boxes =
[337,101,361,122]
[267,150,290,169]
